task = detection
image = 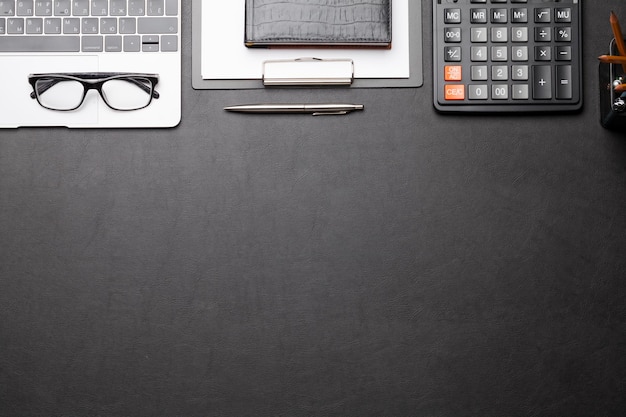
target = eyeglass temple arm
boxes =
[30,77,160,99]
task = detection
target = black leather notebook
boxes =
[244,0,392,48]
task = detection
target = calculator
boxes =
[433,0,582,112]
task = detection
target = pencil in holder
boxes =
[600,38,626,129]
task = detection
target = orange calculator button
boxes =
[444,65,462,81]
[444,85,465,100]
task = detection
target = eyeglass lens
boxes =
[35,78,84,111]
[34,76,154,111]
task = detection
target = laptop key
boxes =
[105,35,122,51]
[81,17,98,33]
[34,0,52,16]
[128,0,145,16]
[72,0,89,16]
[123,34,140,51]
[82,35,103,51]
[141,34,158,51]
[26,17,43,33]
[119,17,135,33]
[100,17,117,33]
[137,16,176,33]
[44,17,61,33]
[110,0,127,16]
[0,18,5,33]
[0,2,14,15]
[63,17,79,34]
[54,0,71,16]
[91,0,108,16]
[8,17,24,33]
[147,0,163,16]
[0,35,80,51]
[18,0,34,16]
[161,34,177,51]
[165,0,176,16]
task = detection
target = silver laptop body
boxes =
[0,0,181,128]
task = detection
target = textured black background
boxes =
[1,1,626,416]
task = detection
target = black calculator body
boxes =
[433,0,582,112]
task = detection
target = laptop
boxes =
[0,0,181,128]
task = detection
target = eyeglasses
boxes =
[28,72,160,111]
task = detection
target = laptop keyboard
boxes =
[0,0,179,52]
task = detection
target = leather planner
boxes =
[244,0,392,47]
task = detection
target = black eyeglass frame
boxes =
[28,72,160,112]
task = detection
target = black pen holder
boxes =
[600,38,626,130]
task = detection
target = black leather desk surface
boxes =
[1,2,625,417]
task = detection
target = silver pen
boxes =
[224,103,364,116]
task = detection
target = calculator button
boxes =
[535,27,551,42]
[444,9,461,24]
[555,46,571,61]
[471,65,488,80]
[492,84,509,100]
[532,65,552,99]
[511,27,528,42]
[512,46,528,61]
[444,65,463,81]
[471,27,488,42]
[471,46,488,61]
[492,65,508,81]
[512,65,529,80]
[444,46,462,62]
[491,27,508,42]
[445,85,465,100]
[491,46,507,61]
[555,8,571,23]
[469,85,488,100]
[535,8,551,23]
[471,9,487,24]
[556,65,572,99]
[491,9,507,23]
[555,27,571,42]
[535,46,551,61]
[512,85,529,100]
[511,8,528,23]
[444,27,462,42]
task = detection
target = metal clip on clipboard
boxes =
[262,58,354,87]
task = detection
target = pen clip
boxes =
[312,111,350,116]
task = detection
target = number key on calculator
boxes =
[433,0,582,112]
